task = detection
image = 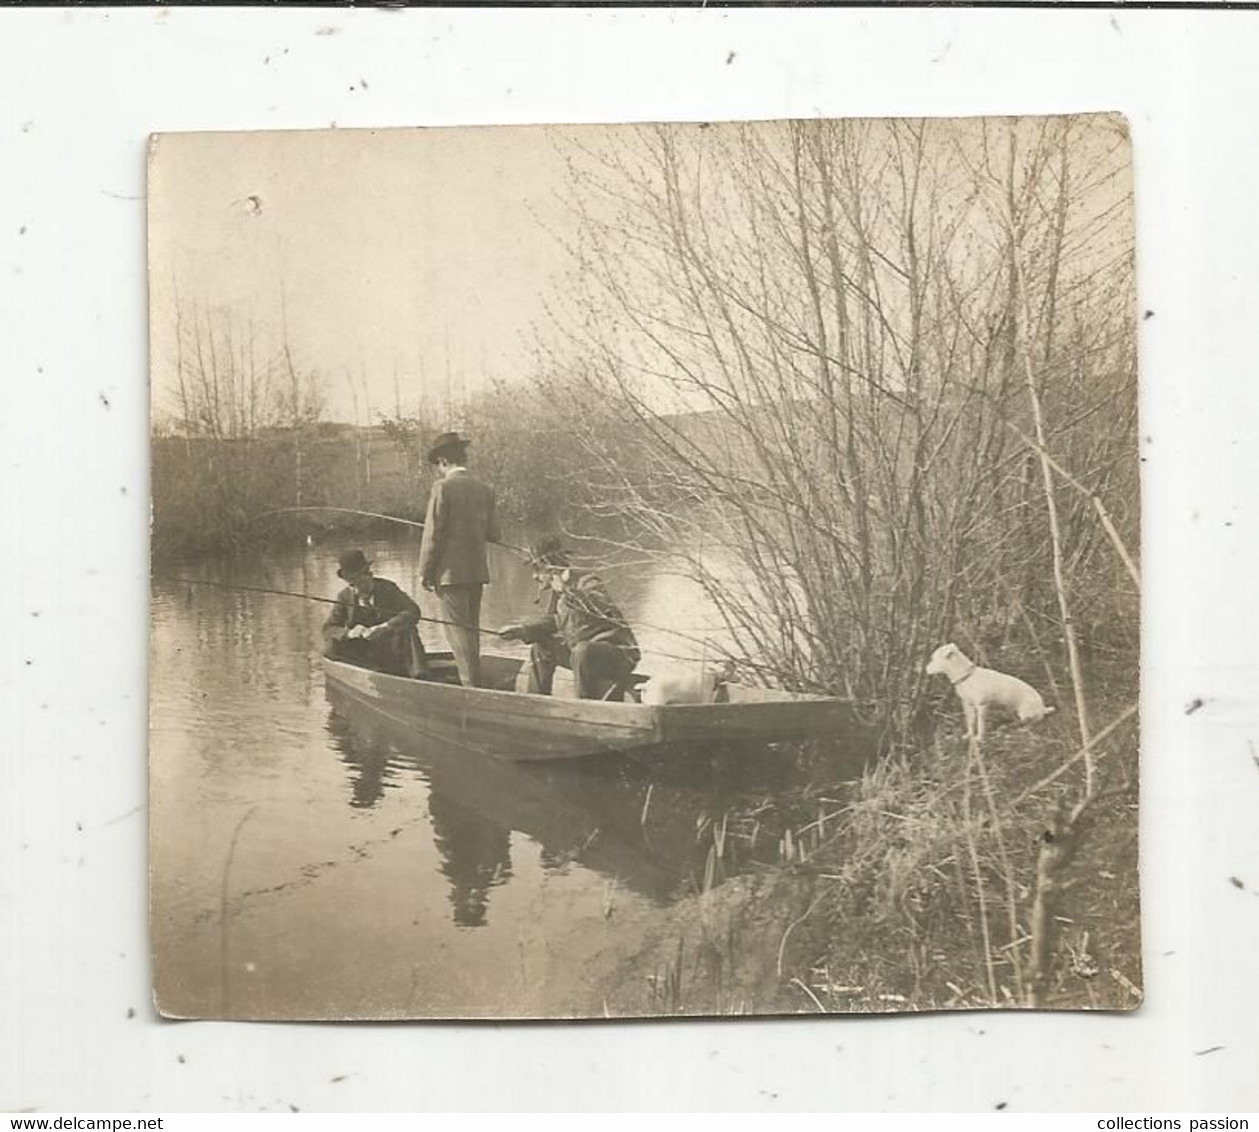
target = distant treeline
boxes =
[152,428,419,560]
[149,368,664,561]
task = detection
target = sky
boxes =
[147,117,1132,429]
[148,124,580,424]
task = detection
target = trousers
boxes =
[526,638,636,701]
[436,583,483,687]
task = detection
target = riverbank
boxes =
[586,686,1141,1017]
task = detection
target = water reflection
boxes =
[151,537,868,1017]
[325,708,396,810]
[324,686,693,906]
[427,790,512,928]
[326,702,516,926]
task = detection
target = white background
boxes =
[2,5,1258,1115]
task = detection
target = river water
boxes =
[150,536,836,1020]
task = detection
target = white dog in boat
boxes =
[640,660,736,705]
[925,643,1054,741]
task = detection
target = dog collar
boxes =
[950,664,978,687]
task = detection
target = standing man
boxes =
[418,430,500,687]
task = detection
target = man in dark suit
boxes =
[418,431,501,687]
[322,549,428,677]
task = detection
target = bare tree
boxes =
[154,294,327,554]
[550,117,1136,741]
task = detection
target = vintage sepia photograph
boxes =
[148,116,1140,1021]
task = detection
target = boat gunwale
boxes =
[323,655,656,725]
[323,655,850,714]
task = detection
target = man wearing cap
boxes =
[418,431,501,687]
[322,549,429,677]
[498,535,641,701]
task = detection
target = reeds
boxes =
[768,697,1139,1011]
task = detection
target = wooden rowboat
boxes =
[323,652,853,762]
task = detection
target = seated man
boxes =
[322,549,428,678]
[498,535,641,701]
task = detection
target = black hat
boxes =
[336,549,373,580]
[529,534,571,568]
[426,430,471,465]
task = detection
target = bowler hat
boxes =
[336,548,373,580]
[426,430,471,465]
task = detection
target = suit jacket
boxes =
[419,468,501,587]
[321,576,427,677]
[519,569,640,664]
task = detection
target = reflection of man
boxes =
[324,706,392,810]
[322,549,428,677]
[418,431,500,688]
[498,535,640,701]
[427,788,512,928]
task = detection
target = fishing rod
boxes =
[246,511,770,668]
[160,575,786,678]
[161,575,511,639]
[250,506,530,558]
[164,575,688,654]
[250,508,760,667]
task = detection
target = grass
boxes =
[601,670,1140,1017]
[771,680,1141,1013]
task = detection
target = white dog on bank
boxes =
[925,643,1054,741]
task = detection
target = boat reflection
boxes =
[325,685,705,924]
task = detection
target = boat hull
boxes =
[322,654,853,761]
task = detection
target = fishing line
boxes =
[249,506,530,557]
[159,575,786,678]
[160,576,508,639]
[247,507,759,668]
